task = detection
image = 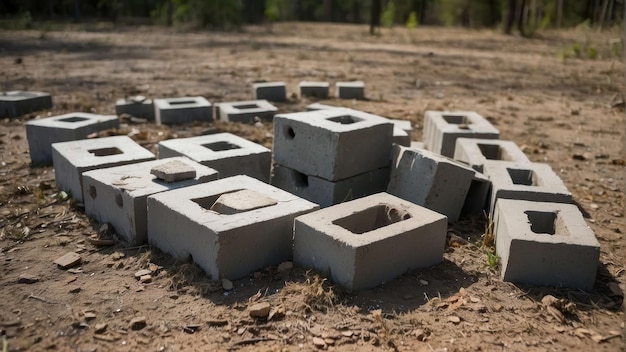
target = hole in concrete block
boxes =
[202,141,241,151]
[168,100,196,105]
[59,116,89,123]
[115,193,123,208]
[292,169,308,188]
[327,115,363,125]
[232,103,260,110]
[88,147,123,157]
[506,168,536,186]
[525,211,558,235]
[442,115,468,125]
[284,126,296,140]
[332,204,412,234]
[477,144,502,160]
[192,189,277,215]
[88,185,97,199]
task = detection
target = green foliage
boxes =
[405,11,418,29]
[486,252,499,268]
[380,0,395,28]
[265,0,279,22]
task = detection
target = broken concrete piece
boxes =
[150,159,197,183]
[18,274,39,284]
[54,252,81,269]
[249,302,271,318]
[210,189,278,215]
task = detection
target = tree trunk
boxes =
[504,0,516,34]
[517,0,527,36]
[556,0,563,27]
[369,0,381,35]
[598,0,610,28]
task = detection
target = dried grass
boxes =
[281,271,337,313]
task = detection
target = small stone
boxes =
[139,275,152,284]
[54,252,81,269]
[249,302,271,318]
[150,160,197,183]
[341,331,353,337]
[65,276,77,284]
[448,316,461,324]
[69,286,81,293]
[111,252,125,261]
[94,323,107,334]
[277,261,293,272]
[222,278,233,291]
[312,337,327,348]
[134,269,151,278]
[419,279,429,286]
[130,316,147,330]
[83,311,96,321]
[18,273,39,284]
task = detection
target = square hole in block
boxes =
[507,168,537,186]
[477,144,502,160]
[59,116,89,123]
[442,114,469,124]
[202,141,242,151]
[525,210,560,235]
[192,189,277,215]
[291,169,309,188]
[88,147,123,157]
[332,204,412,234]
[233,103,260,110]
[168,100,196,105]
[327,115,363,125]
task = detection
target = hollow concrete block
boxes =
[115,97,154,120]
[147,175,319,280]
[253,82,287,102]
[294,192,447,290]
[392,127,410,147]
[306,102,341,111]
[335,81,365,100]
[217,100,278,123]
[0,91,52,118]
[454,138,529,173]
[154,96,212,125]
[461,170,491,216]
[423,111,499,157]
[494,199,600,290]
[299,81,329,99]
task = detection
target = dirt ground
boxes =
[0,22,624,351]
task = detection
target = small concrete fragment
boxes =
[217,100,278,123]
[18,274,39,284]
[299,81,329,99]
[150,159,197,183]
[210,189,278,215]
[115,97,154,120]
[54,252,81,269]
[249,302,271,318]
[423,111,499,157]
[154,96,212,125]
[454,138,530,172]
[253,82,287,102]
[0,91,52,118]
[335,81,365,100]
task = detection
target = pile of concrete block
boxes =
[252,80,366,101]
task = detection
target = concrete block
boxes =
[423,111,499,157]
[483,161,572,215]
[217,100,278,123]
[294,192,447,290]
[335,81,365,100]
[154,96,212,125]
[494,199,600,289]
[253,82,287,102]
[454,138,529,173]
[26,113,120,165]
[271,163,390,208]
[82,157,218,245]
[389,119,413,135]
[306,102,340,111]
[158,132,271,182]
[115,97,154,120]
[299,81,329,99]
[410,141,425,150]
[273,109,393,181]
[0,91,52,118]
[52,136,155,203]
[392,127,410,147]
[461,170,491,216]
[147,175,319,280]
[387,145,475,222]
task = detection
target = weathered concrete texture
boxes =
[387,145,475,222]
[26,113,120,165]
[0,91,52,118]
[217,100,278,123]
[147,175,319,280]
[423,111,499,157]
[150,159,198,183]
[154,96,212,125]
[52,136,155,203]
[294,192,447,290]
[210,189,277,215]
[82,157,218,245]
[299,81,329,99]
[494,199,600,290]
[115,97,154,120]
[253,82,287,102]
[483,161,572,215]
[158,132,271,182]
[270,163,390,208]
[273,109,393,181]
[454,138,529,173]
[335,81,365,100]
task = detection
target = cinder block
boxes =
[454,138,529,173]
[115,97,154,120]
[484,161,572,215]
[462,171,491,216]
[147,175,319,280]
[387,145,475,222]
[389,119,413,135]
[271,163,390,208]
[306,102,340,111]
[253,82,287,102]
[423,111,499,157]
[336,81,365,100]
[217,100,278,123]
[52,136,155,203]
[82,157,218,245]
[494,199,600,290]
[26,113,120,165]
[392,127,410,147]
[294,192,447,290]
[158,132,271,182]
[299,81,329,99]
[0,91,52,118]
[273,109,393,181]
[154,96,212,125]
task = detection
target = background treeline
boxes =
[1,0,623,33]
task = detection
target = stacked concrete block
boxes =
[0,91,52,118]
[494,199,600,289]
[253,82,287,102]
[154,96,212,125]
[115,96,154,120]
[299,81,329,99]
[336,81,365,100]
[52,136,155,203]
[147,175,319,280]
[217,100,278,123]
[82,157,219,245]
[423,111,499,157]
[454,138,529,173]
[294,192,447,290]
[158,133,271,182]
[26,113,120,165]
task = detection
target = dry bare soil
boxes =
[0,23,624,351]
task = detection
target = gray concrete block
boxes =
[253,82,287,102]
[299,81,329,99]
[270,163,390,208]
[294,192,447,290]
[454,138,529,173]
[387,145,475,222]
[335,81,365,100]
[115,97,154,120]
[82,157,218,245]
[52,136,155,203]
[26,113,120,165]
[483,161,572,215]
[147,175,319,280]
[217,100,278,123]
[306,102,340,111]
[154,96,212,125]
[461,170,491,216]
[0,91,52,118]
[423,111,499,157]
[392,127,410,147]
[273,109,393,181]
[158,132,271,182]
[150,159,197,183]
[494,199,600,290]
